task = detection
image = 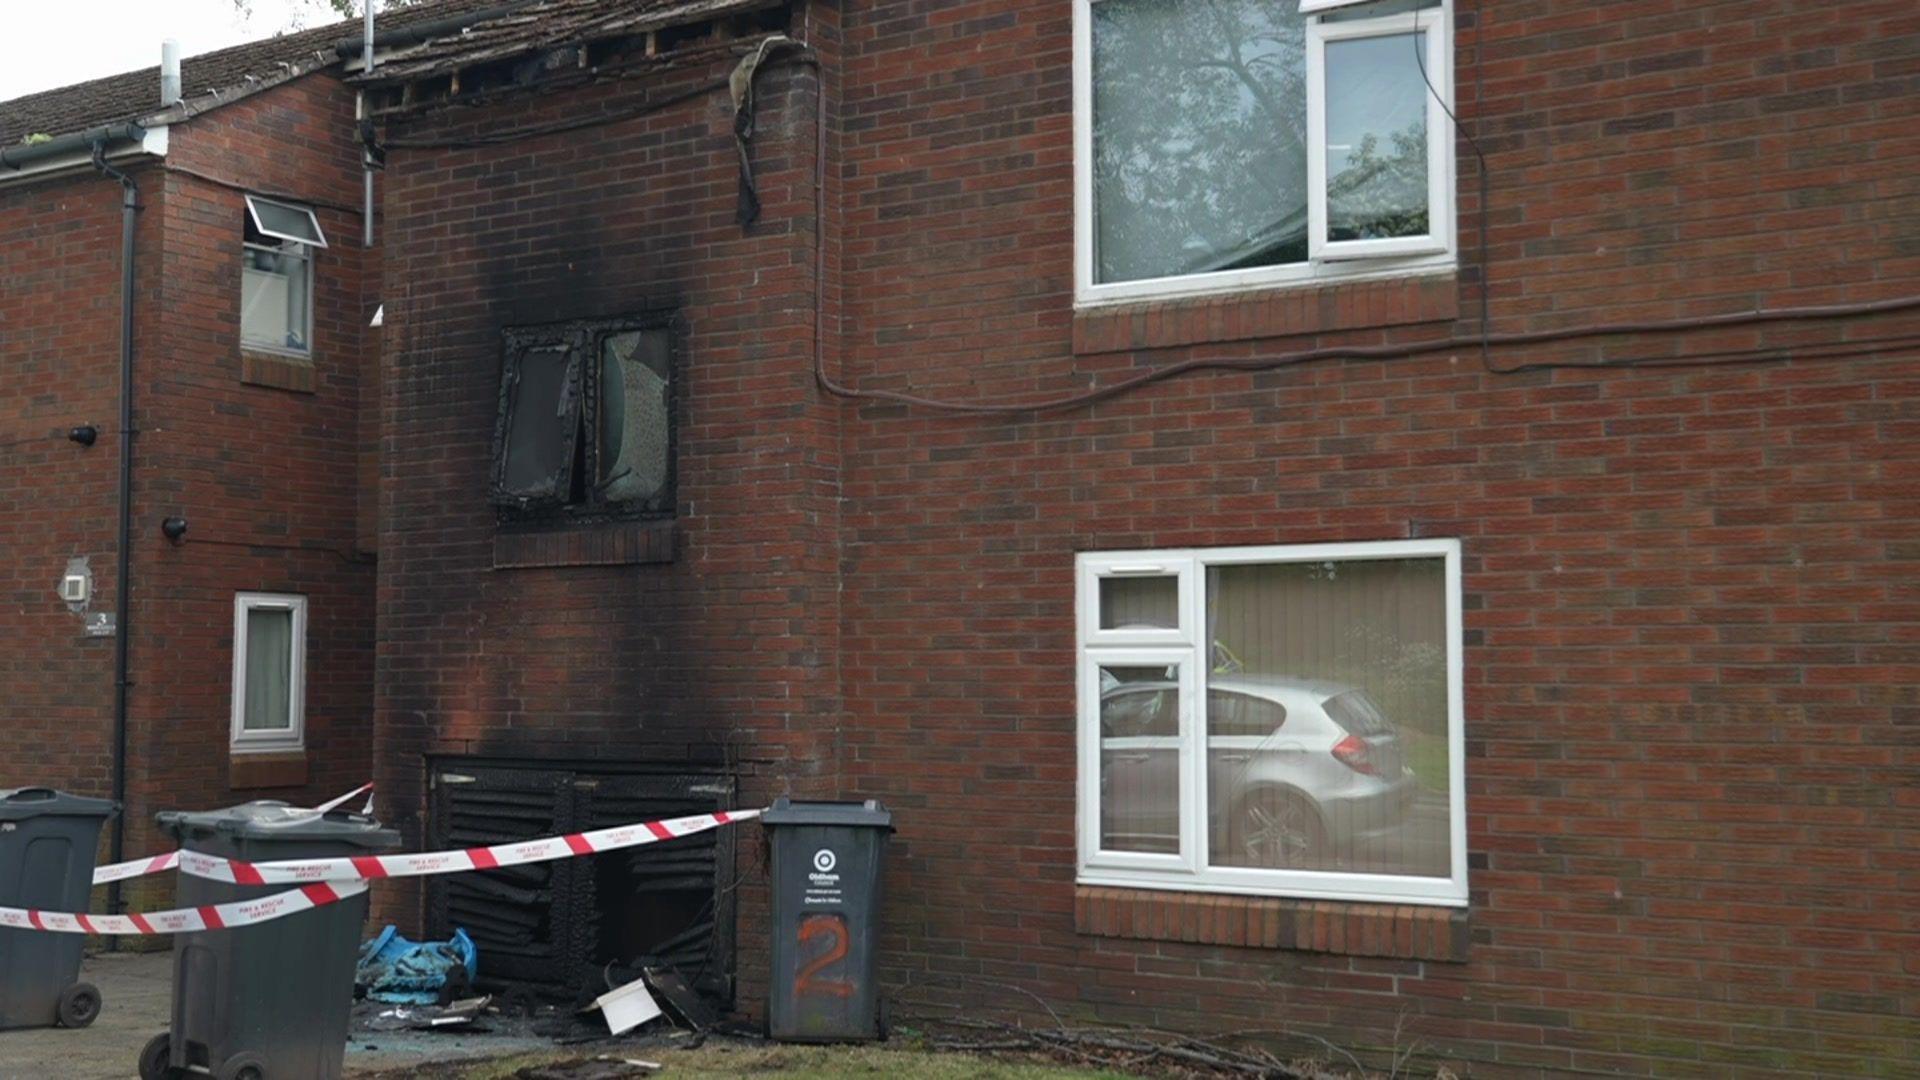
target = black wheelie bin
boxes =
[0,787,118,1030]
[139,801,398,1080]
[762,798,894,1042]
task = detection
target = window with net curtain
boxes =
[231,593,306,753]
[1078,541,1465,906]
[1079,0,1451,300]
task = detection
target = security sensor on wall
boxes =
[58,557,92,614]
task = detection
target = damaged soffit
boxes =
[351,0,787,88]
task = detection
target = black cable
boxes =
[1411,0,1491,372]
[824,300,1920,415]
[0,433,76,452]
[385,77,732,149]
[169,536,374,566]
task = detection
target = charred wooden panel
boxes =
[427,758,736,1003]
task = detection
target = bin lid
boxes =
[0,787,119,822]
[759,797,893,829]
[155,800,399,848]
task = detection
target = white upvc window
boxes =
[230,592,307,754]
[1073,0,1455,306]
[1307,4,1452,262]
[1076,540,1467,906]
[241,195,326,356]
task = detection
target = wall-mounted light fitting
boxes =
[67,426,98,447]
[161,517,188,543]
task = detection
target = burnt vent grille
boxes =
[428,761,738,1002]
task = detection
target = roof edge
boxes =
[0,122,146,172]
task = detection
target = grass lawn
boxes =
[362,1041,1133,1079]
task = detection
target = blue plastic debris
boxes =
[355,925,478,1005]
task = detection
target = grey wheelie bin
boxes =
[139,801,398,1080]
[0,787,118,1030]
[763,798,893,1042]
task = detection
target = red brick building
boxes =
[356,0,1918,1073]
[19,0,1903,1073]
[0,13,453,889]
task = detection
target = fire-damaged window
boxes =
[491,319,674,522]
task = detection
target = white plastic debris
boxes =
[591,975,663,1037]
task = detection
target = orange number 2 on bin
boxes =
[795,914,854,999]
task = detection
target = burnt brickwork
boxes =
[365,0,1920,1074]
[370,46,840,1011]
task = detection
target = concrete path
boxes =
[0,951,547,1079]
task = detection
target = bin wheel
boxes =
[137,1033,178,1080]
[215,1052,268,1080]
[56,982,101,1028]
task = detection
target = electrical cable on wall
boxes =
[802,0,1920,416]
[167,535,374,566]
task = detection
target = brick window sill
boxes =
[493,520,675,569]
[229,750,308,790]
[1072,274,1458,355]
[1075,885,1469,962]
[241,350,317,394]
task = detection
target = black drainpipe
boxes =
[89,141,140,926]
[3,122,147,927]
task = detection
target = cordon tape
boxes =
[85,782,377,887]
[1,782,759,937]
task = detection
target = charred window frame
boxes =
[490,317,676,524]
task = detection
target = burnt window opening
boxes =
[492,318,675,524]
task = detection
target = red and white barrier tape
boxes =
[313,782,375,814]
[91,850,181,886]
[0,882,367,936]
[179,809,759,885]
[15,806,758,937]
[89,782,375,886]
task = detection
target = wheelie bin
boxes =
[762,798,893,1041]
[0,787,118,1030]
[139,801,398,1080]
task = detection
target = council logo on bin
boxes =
[812,848,837,873]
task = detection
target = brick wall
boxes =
[370,47,841,1010]
[130,73,382,858]
[0,70,378,877]
[360,0,1916,1073]
[830,0,1920,1076]
[0,168,145,805]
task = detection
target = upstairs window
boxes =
[1073,0,1453,304]
[240,195,326,355]
[491,318,674,523]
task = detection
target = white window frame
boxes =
[241,195,322,358]
[1307,5,1453,262]
[1077,646,1197,875]
[243,195,329,248]
[1072,0,1455,307]
[230,592,307,754]
[1075,539,1468,907]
